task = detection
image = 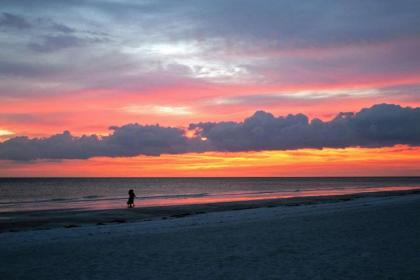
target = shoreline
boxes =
[1,188,420,233]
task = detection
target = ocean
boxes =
[1,177,420,213]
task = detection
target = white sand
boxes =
[1,194,420,280]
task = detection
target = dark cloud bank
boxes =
[1,104,419,161]
[0,12,31,29]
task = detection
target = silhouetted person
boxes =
[127,189,136,208]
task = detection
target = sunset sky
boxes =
[1,0,420,176]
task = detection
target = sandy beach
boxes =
[1,189,419,233]
[1,191,419,279]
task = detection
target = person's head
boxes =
[128,189,134,195]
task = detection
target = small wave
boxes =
[0,197,74,205]
[50,198,67,201]
[139,193,209,200]
[82,195,102,199]
[0,193,211,205]
[219,190,292,196]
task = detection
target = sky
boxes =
[0,0,420,176]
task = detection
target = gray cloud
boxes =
[0,12,31,29]
[28,34,102,52]
[0,104,419,161]
[207,84,420,108]
[0,60,60,78]
[22,0,417,47]
[49,22,75,33]
[191,104,420,151]
[0,124,205,161]
[192,0,420,48]
[1,1,420,98]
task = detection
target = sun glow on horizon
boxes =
[0,129,14,138]
[1,145,419,177]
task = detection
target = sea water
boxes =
[1,177,420,212]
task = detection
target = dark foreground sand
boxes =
[1,192,420,279]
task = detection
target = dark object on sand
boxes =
[111,219,126,223]
[64,224,78,228]
[171,213,191,218]
[127,189,136,208]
